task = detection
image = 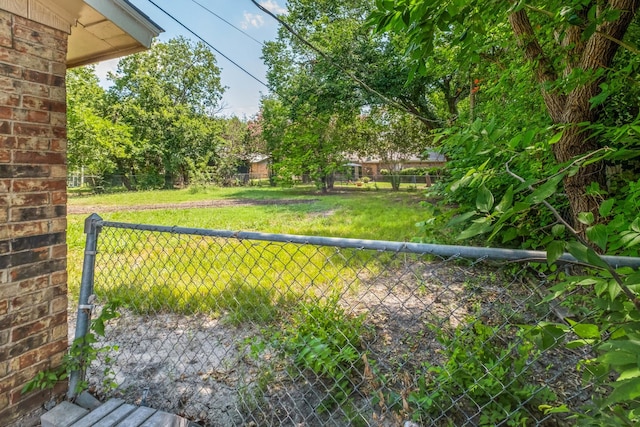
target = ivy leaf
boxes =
[476,185,494,213]
[548,131,563,145]
[551,224,565,237]
[529,174,564,204]
[457,217,492,240]
[447,210,477,226]
[598,198,615,217]
[571,323,600,340]
[586,224,608,251]
[577,212,595,225]
[546,240,565,265]
[494,185,513,213]
[605,378,640,405]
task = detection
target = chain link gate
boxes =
[69,214,640,426]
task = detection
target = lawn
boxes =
[66,185,433,298]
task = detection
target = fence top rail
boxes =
[89,214,640,268]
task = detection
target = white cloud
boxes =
[241,12,265,29]
[259,0,288,15]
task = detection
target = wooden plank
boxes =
[139,411,191,427]
[70,399,124,427]
[92,403,137,427]
[113,406,156,427]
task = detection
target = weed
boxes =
[23,300,121,395]
[270,293,371,412]
[408,320,556,425]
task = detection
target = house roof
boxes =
[68,0,163,67]
[0,0,163,67]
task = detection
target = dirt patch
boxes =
[73,260,585,426]
[67,198,317,215]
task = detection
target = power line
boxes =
[248,0,442,125]
[190,0,264,46]
[145,0,268,88]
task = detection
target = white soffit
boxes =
[67,0,162,68]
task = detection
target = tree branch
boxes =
[249,0,443,126]
[508,9,566,122]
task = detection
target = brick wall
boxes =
[0,9,69,424]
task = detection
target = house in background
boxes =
[248,151,446,181]
[248,154,270,178]
[348,151,447,177]
[0,1,161,424]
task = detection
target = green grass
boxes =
[67,185,433,319]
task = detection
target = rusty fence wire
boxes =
[71,214,640,426]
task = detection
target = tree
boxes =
[67,66,134,181]
[261,0,454,190]
[107,36,225,188]
[370,0,640,231]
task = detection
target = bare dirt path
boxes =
[67,198,316,215]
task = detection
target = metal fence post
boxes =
[67,213,102,400]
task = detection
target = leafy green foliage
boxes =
[409,321,556,425]
[271,293,370,411]
[23,300,121,395]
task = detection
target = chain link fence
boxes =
[71,214,640,426]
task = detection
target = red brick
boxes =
[51,324,66,341]
[0,92,20,107]
[50,112,65,127]
[0,149,10,163]
[14,151,64,164]
[9,220,48,238]
[0,120,11,134]
[0,49,49,74]
[12,122,52,138]
[8,304,48,330]
[50,86,65,100]
[0,135,16,148]
[12,179,65,192]
[51,244,66,260]
[50,297,66,315]
[51,165,67,178]
[51,191,65,205]
[11,319,51,343]
[0,62,22,78]
[18,277,50,293]
[49,217,67,233]
[22,69,51,85]
[50,138,66,151]
[51,62,65,77]
[13,16,65,38]
[0,75,16,93]
[50,271,67,286]
[0,10,11,48]
[0,299,7,315]
[13,24,62,51]
[13,39,51,61]
[52,126,65,138]
[0,105,13,119]
[10,192,50,207]
[13,80,49,97]
[21,95,50,111]
[18,339,67,370]
[10,291,48,312]
[15,136,49,151]
[27,109,50,123]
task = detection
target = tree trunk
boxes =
[508,2,638,232]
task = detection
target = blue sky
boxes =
[95,0,287,118]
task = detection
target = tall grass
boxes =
[67,186,431,310]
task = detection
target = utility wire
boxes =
[145,0,268,88]
[190,0,264,46]
[249,0,442,125]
